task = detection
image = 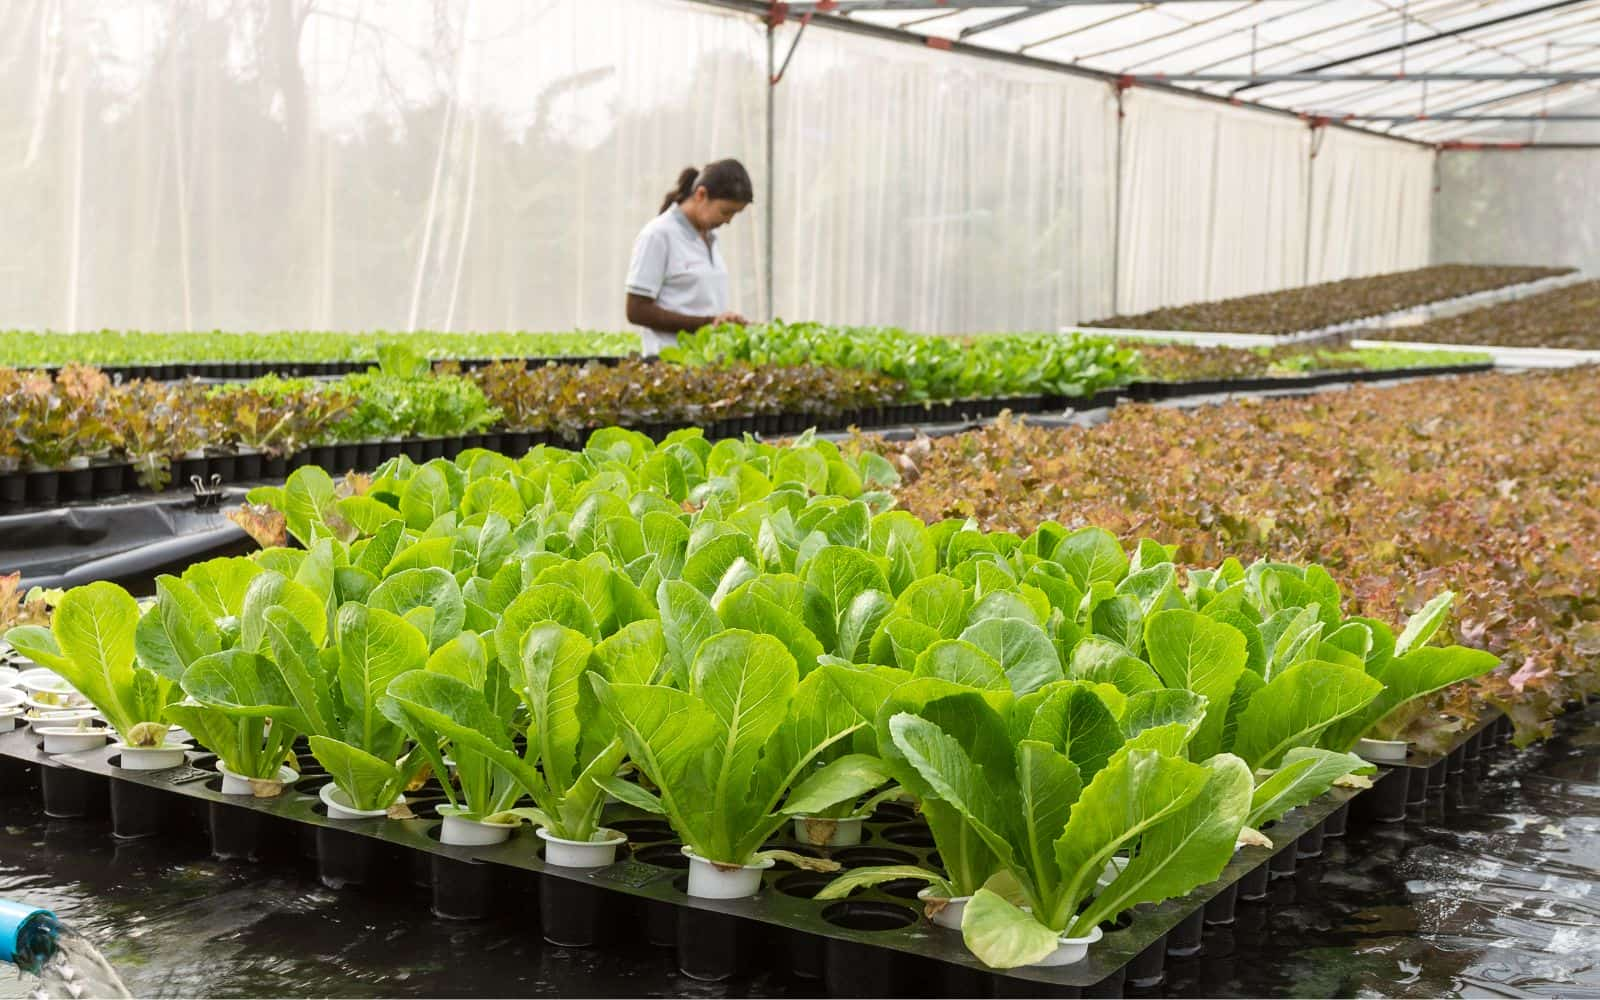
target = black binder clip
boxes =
[191,474,225,508]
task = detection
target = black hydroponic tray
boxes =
[1350,710,1511,821]
[36,354,637,383]
[1122,362,1494,402]
[4,726,1376,999]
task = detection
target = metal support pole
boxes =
[1304,124,1322,285]
[1111,82,1126,318]
[1145,71,1600,82]
[1399,0,1409,77]
[765,20,776,321]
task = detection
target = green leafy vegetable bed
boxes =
[0,330,639,368]
[0,351,901,490]
[666,322,1140,402]
[1085,265,1572,335]
[1364,279,1600,351]
[1132,343,1491,382]
[884,367,1600,740]
[7,428,1497,971]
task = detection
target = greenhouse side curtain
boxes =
[770,27,1117,333]
[1115,89,1311,319]
[1433,150,1600,277]
[0,0,767,333]
[2,0,1437,335]
[1306,129,1435,285]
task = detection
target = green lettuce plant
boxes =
[874,683,1252,969]
[246,593,426,812]
[168,650,302,784]
[589,628,891,869]
[383,622,631,840]
[6,582,181,747]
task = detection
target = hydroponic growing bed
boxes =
[884,367,1600,739]
[0,330,641,375]
[0,331,1497,507]
[1083,264,1572,335]
[1365,278,1600,351]
[0,416,1519,997]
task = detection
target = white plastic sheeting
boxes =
[0,0,767,333]
[1306,128,1435,284]
[1115,88,1310,317]
[772,27,1116,332]
[0,0,1440,335]
[1434,150,1600,275]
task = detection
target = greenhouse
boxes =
[1,1,1597,998]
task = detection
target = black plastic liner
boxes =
[0,717,1510,999]
[1,491,251,591]
[1122,362,1494,402]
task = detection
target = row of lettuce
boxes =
[0,349,901,489]
[0,330,640,367]
[5,432,1496,969]
[2,331,1487,489]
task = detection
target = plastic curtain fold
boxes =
[1433,150,1600,276]
[0,0,767,333]
[1306,128,1434,285]
[1115,89,1310,318]
[770,27,1117,333]
[0,0,1441,336]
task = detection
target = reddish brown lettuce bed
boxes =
[879,368,1600,739]
[1085,264,1572,335]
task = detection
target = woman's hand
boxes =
[711,311,748,326]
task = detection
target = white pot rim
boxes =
[17,668,71,689]
[23,694,88,713]
[26,708,97,726]
[111,740,191,753]
[438,805,517,828]
[217,760,299,788]
[0,689,24,710]
[1058,924,1105,947]
[216,760,296,781]
[537,826,626,847]
[37,724,110,737]
[1356,736,1412,762]
[318,780,402,818]
[681,845,775,871]
[916,887,971,903]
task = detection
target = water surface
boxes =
[2,705,1595,998]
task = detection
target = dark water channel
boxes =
[2,704,1596,999]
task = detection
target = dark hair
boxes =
[659,159,754,214]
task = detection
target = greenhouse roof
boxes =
[756,0,1600,144]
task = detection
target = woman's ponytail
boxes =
[658,160,754,215]
[660,167,700,214]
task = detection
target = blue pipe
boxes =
[0,899,58,973]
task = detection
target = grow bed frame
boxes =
[0,709,1513,998]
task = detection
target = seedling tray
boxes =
[2,726,1377,997]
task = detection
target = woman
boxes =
[625,159,754,356]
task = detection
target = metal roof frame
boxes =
[711,0,1600,145]
[701,0,1440,148]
